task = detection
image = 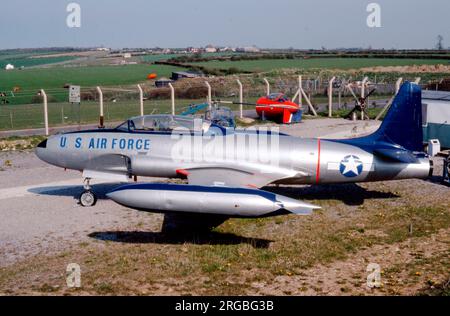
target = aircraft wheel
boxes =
[79,190,97,207]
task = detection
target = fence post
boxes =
[236,79,243,118]
[361,77,368,120]
[137,84,144,116]
[9,111,13,129]
[328,77,336,117]
[168,83,175,115]
[263,78,270,95]
[298,75,302,107]
[96,86,104,128]
[205,81,212,111]
[41,89,49,136]
[395,78,403,94]
[300,88,318,116]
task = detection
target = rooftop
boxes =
[422,90,450,101]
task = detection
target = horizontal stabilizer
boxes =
[373,148,419,163]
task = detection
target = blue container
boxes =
[291,110,302,123]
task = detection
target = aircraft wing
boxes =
[182,165,310,188]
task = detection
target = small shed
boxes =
[171,71,203,81]
[422,90,450,148]
[155,78,174,88]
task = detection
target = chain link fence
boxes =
[0,74,419,133]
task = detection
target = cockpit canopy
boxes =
[115,115,211,133]
[267,93,289,102]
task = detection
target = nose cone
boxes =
[106,187,136,208]
[35,138,54,165]
[37,139,47,148]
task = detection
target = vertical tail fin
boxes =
[372,82,423,152]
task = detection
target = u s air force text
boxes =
[59,136,150,151]
[175,299,274,313]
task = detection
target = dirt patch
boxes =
[248,228,450,295]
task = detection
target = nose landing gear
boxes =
[79,178,97,207]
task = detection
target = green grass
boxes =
[0,64,184,93]
[139,54,184,63]
[0,56,77,69]
[192,58,449,72]
[140,52,241,63]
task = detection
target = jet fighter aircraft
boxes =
[36,82,431,218]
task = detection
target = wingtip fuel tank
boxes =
[106,183,320,217]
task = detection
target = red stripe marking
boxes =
[315,138,321,184]
[176,169,189,177]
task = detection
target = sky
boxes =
[0,0,449,50]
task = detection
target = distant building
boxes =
[219,46,235,52]
[5,64,14,70]
[205,45,217,53]
[155,78,174,88]
[123,53,132,58]
[422,90,450,148]
[96,47,110,52]
[171,71,204,81]
[187,47,200,54]
[236,46,260,53]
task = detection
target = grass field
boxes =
[139,52,240,63]
[192,58,449,72]
[0,50,81,69]
[0,56,77,69]
[0,64,183,93]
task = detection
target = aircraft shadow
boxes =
[264,183,399,206]
[27,183,121,200]
[427,174,449,186]
[89,212,272,248]
[88,230,272,248]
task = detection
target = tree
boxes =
[436,35,444,50]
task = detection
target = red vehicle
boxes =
[256,93,301,124]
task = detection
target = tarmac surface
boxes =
[0,118,443,268]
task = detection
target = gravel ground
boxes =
[0,118,445,268]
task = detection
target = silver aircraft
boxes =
[36,82,431,218]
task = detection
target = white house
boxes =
[236,46,261,53]
[205,45,217,53]
[5,64,14,70]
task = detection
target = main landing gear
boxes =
[79,178,97,207]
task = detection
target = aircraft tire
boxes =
[79,190,97,207]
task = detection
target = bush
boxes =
[148,88,171,99]
[81,91,96,101]
[30,94,58,103]
[181,86,208,99]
